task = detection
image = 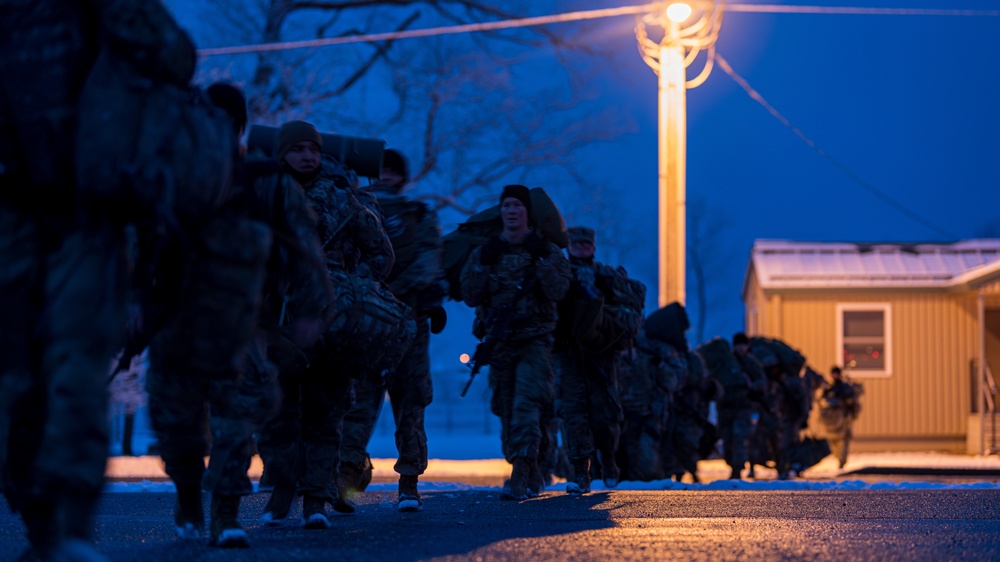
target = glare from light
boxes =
[667,3,693,23]
[459,353,470,364]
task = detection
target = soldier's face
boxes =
[284,141,321,175]
[568,240,595,259]
[380,167,406,187]
[501,197,528,231]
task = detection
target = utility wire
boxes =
[726,5,1000,16]
[714,53,958,240]
[198,3,999,57]
[198,2,669,56]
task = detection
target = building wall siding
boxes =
[753,290,977,444]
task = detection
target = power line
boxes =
[714,53,958,240]
[726,5,1000,16]
[197,3,999,57]
[198,2,667,57]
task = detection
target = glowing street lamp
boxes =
[636,2,723,307]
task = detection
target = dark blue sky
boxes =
[573,0,1000,341]
[170,1,1000,366]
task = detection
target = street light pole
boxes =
[658,20,687,308]
[637,2,724,308]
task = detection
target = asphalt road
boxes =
[2,489,999,561]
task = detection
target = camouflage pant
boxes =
[340,319,433,476]
[555,350,622,463]
[669,413,704,478]
[147,330,279,497]
[717,404,754,473]
[828,422,853,468]
[257,341,354,501]
[618,406,668,481]
[0,206,127,543]
[748,408,781,469]
[488,336,555,462]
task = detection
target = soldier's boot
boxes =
[397,475,423,512]
[209,494,249,548]
[526,458,544,498]
[174,483,204,539]
[20,501,60,556]
[600,449,620,489]
[302,495,331,529]
[260,478,296,526]
[565,458,591,495]
[334,457,371,514]
[500,457,530,501]
[257,465,274,492]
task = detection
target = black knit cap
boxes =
[276,120,322,159]
[204,82,247,135]
[500,184,532,215]
[382,148,409,183]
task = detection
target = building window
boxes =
[836,303,892,377]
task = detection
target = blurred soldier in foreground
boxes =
[0,1,194,559]
[337,148,448,512]
[820,366,861,469]
[144,85,332,547]
[460,185,571,501]
[554,226,641,494]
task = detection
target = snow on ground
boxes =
[104,449,1000,493]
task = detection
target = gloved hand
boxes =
[479,236,505,265]
[429,306,447,334]
[523,234,551,258]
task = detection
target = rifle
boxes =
[461,271,538,397]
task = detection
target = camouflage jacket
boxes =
[234,156,333,328]
[618,334,686,416]
[368,186,447,316]
[299,156,394,280]
[734,351,767,393]
[460,230,571,341]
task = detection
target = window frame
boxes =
[835,302,892,378]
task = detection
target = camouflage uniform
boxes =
[257,152,395,512]
[555,256,631,488]
[145,157,331,506]
[820,375,860,468]
[460,230,571,495]
[338,181,447,501]
[667,350,711,482]
[0,0,191,556]
[616,335,684,481]
[717,349,766,478]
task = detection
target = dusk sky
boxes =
[169,1,1000,372]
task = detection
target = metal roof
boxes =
[745,239,1000,294]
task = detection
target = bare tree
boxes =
[189,0,632,224]
[686,194,738,345]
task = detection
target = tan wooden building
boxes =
[742,239,1000,454]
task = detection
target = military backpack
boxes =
[441,186,567,303]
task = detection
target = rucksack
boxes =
[0,1,95,197]
[749,336,806,378]
[596,270,647,353]
[323,269,417,376]
[695,337,748,391]
[75,46,234,225]
[442,186,567,302]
